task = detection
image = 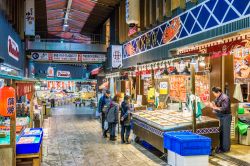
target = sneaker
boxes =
[215,147,224,154]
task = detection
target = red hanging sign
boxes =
[0,86,16,116]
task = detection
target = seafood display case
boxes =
[132,109,220,152]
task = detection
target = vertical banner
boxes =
[233,47,250,84]
[25,0,35,36]
[29,61,35,78]
[111,45,123,68]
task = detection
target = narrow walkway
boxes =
[42,105,166,166]
[41,104,244,166]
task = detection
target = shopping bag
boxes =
[104,120,109,130]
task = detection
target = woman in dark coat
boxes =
[120,95,133,144]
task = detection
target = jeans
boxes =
[218,114,232,152]
[109,123,117,138]
[121,125,131,142]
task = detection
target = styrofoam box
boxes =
[176,153,209,166]
[239,128,250,145]
[168,150,176,166]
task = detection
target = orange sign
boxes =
[0,86,16,116]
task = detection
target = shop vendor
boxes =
[206,87,232,153]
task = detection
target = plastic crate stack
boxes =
[163,131,211,166]
[16,128,43,154]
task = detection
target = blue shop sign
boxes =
[0,12,24,71]
[123,0,250,59]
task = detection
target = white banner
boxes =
[82,54,106,62]
[31,52,106,62]
[53,53,80,62]
[25,0,35,36]
[57,71,71,78]
[111,45,123,68]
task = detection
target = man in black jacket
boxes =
[98,90,111,130]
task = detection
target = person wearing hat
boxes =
[98,90,111,131]
[120,95,133,144]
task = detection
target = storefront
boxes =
[117,0,250,156]
[0,12,43,166]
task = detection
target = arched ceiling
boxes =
[35,0,119,43]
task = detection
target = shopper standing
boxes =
[98,90,111,130]
[120,95,133,144]
[105,95,120,141]
[50,89,55,108]
[207,87,232,153]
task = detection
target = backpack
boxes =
[106,102,117,123]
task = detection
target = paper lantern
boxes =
[0,86,16,116]
[125,0,140,25]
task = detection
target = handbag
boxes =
[104,120,109,130]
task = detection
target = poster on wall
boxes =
[234,47,250,84]
[47,67,54,78]
[25,0,35,36]
[159,82,168,95]
[169,75,189,102]
[111,45,123,68]
[195,75,210,102]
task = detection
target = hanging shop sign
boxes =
[56,70,71,78]
[31,52,106,62]
[125,0,140,25]
[141,70,152,80]
[0,86,16,116]
[159,82,168,95]
[16,83,34,97]
[8,36,19,61]
[123,0,250,59]
[111,45,123,68]
[234,47,250,84]
[47,67,54,78]
[178,35,250,57]
[25,0,35,36]
[154,69,165,79]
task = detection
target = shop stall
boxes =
[128,54,219,153]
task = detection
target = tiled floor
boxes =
[42,105,166,166]
[41,104,250,166]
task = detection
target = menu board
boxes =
[169,75,189,102]
[195,75,210,102]
[234,47,250,84]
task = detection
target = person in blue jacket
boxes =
[120,95,133,144]
[98,90,111,130]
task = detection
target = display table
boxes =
[132,110,220,152]
[16,144,42,166]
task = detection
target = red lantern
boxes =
[0,86,16,116]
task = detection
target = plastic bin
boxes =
[22,128,43,137]
[16,135,42,154]
[164,132,211,156]
[164,132,194,150]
